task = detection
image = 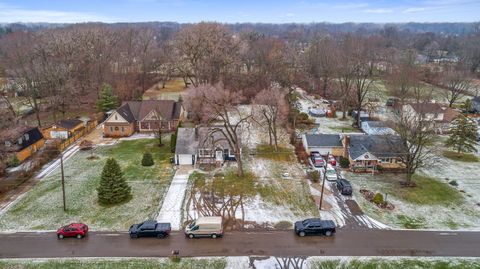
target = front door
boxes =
[215,150,223,162]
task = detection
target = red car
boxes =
[328,155,337,166]
[57,223,89,239]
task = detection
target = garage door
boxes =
[177,154,194,165]
[309,147,331,155]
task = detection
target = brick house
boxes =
[103,100,185,137]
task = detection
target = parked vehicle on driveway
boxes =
[325,164,338,181]
[294,218,336,237]
[327,154,337,166]
[336,178,353,195]
[129,220,171,238]
[310,152,326,170]
[185,216,223,239]
[57,223,88,239]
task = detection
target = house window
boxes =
[24,134,30,141]
[121,127,125,133]
[17,137,23,145]
[115,115,118,120]
[198,149,212,157]
[4,141,11,147]
[110,127,113,132]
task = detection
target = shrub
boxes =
[308,170,320,183]
[449,180,458,187]
[339,156,350,168]
[141,152,155,166]
[372,193,384,204]
[7,156,20,167]
[97,158,132,205]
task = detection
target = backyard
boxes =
[143,77,186,101]
[0,138,174,231]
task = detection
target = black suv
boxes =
[336,178,353,195]
[294,218,336,237]
[129,220,171,238]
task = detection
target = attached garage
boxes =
[302,134,344,156]
[174,127,198,166]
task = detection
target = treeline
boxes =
[0,21,479,130]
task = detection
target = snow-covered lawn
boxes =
[0,139,174,231]
[346,171,480,230]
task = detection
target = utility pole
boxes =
[60,153,66,211]
[319,152,328,211]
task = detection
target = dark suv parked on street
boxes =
[336,178,353,195]
[129,220,171,238]
[294,218,336,237]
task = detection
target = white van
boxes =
[185,216,223,239]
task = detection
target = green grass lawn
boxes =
[309,258,480,269]
[393,174,464,205]
[0,258,226,269]
[254,144,295,162]
[443,150,479,162]
[0,139,174,231]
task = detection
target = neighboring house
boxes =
[403,103,461,133]
[103,100,185,137]
[361,121,396,135]
[472,97,480,113]
[174,127,239,166]
[342,135,407,172]
[302,134,343,156]
[42,119,85,139]
[0,126,45,162]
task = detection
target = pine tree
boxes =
[96,83,119,112]
[97,158,131,205]
[445,115,479,153]
[141,152,155,166]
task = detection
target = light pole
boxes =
[319,152,328,211]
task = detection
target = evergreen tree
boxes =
[445,115,479,153]
[141,152,155,166]
[96,83,119,112]
[97,158,131,205]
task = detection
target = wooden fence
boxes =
[57,121,98,151]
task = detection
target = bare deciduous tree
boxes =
[183,83,251,177]
[440,68,472,107]
[253,85,288,151]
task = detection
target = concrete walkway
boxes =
[156,166,193,230]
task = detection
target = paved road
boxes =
[1,229,479,258]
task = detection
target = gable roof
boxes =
[54,119,84,130]
[304,134,343,148]
[0,126,44,152]
[119,100,181,122]
[348,135,406,160]
[175,127,198,155]
[408,103,445,114]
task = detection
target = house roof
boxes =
[175,126,239,155]
[304,134,343,148]
[473,96,480,103]
[119,100,181,123]
[442,108,461,123]
[348,135,406,160]
[0,126,44,152]
[54,119,84,130]
[408,103,445,114]
[175,128,198,155]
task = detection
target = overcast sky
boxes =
[1,0,479,24]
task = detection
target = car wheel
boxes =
[211,234,217,239]
[157,233,165,239]
[57,234,64,239]
[130,234,138,239]
[188,234,195,239]
[76,234,83,239]
[325,231,332,237]
[299,231,306,237]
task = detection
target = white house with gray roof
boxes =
[302,134,344,156]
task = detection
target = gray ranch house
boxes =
[174,127,240,166]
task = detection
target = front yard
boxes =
[347,171,480,229]
[0,139,174,231]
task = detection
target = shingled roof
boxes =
[304,134,343,147]
[348,135,407,160]
[118,100,182,123]
[54,119,84,130]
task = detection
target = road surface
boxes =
[0,229,479,258]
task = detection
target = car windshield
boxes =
[302,220,309,226]
[326,170,336,175]
[188,221,196,229]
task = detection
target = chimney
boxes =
[343,135,350,158]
